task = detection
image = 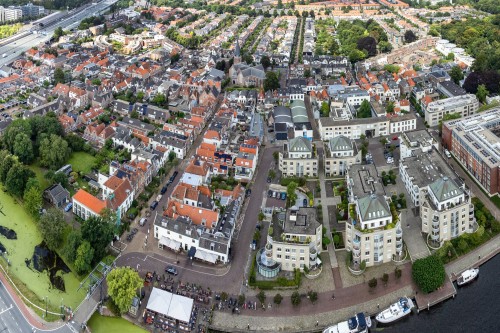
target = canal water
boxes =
[373,254,500,332]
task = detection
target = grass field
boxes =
[88,314,148,333]
[27,163,49,190]
[68,152,96,174]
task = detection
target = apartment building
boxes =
[324,135,361,176]
[0,6,22,22]
[442,108,500,196]
[266,207,322,272]
[424,94,478,127]
[319,114,417,140]
[399,129,438,160]
[420,177,476,248]
[345,164,403,267]
[279,136,318,177]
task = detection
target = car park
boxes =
[165,266,178,275]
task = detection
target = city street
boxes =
[116,145,280,294]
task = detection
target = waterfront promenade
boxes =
[211,234,500,332]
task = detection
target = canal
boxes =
[374,254,499,332]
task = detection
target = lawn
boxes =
[28,163,49,190]
[88,314,147,333]
[68,152,96,174]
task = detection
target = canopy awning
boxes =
[159,237,181,251]
[146,287,194,323]
[316,257,322,266]
[194,249,218,264]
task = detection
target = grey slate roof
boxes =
[328,135,353,152]
[429,177,463,202]
[357,194,391,222]
[288,136,312,153]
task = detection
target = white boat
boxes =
[457,268,479,286]
[375,297,414,324]
[323,313,371,333]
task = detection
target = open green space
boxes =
[68,152,96,174]
[27,163,49,190]
[0,190,85,312]
[88,314,147,333]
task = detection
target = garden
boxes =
[89,313,147,333]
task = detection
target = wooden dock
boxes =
[414,277,457,312]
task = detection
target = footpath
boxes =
[212,235,500,332]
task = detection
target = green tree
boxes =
[260,55,271,70]
[404,30,417,43]
[23,184,42,218]
[106,267,143,314]
[307,290,318,303]
[476,84,489,103]
[13,132,34,164]
[357,100,372,118]
[39,134,71,169]
[368,277,378,289]
[320,102,330,117]
[449,65,464,85]
[273,293,283,305]
[381,273,389,285]
[0,153,16,183]
[74,241,94,274]
[412,256,446,293]
[53,67,65,84]
[256,290,266,305]
[291,291,301,306]
[53,26,64,40]
[273,151,279,162]
[168,151,176,163]
[81,216,114,262]
[152,93,167,107]
[263,71,280,92]
[6,163,34,197]
[386,101,395,114]
[3,119,31,153]
[63,230,82,263]
[38,208,66,250]
[286,181,298,207]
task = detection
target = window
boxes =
[387,239,392,244]
[300,257,305,261]
[276,247,282,252]
[365,251,370,255]
[285,248,290,253]
[365,236,370,241]
[291,249,296,253]
[277,254,282,259]
[300,249,305,253]
[285,255,290,260]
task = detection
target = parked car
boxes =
[165,266,178,276]
[64,202,73,212]
[150,200,159,210]
[268,190,273,197]
[303,198,308,207]
[172,171,179,179]
[139,218,147,226]
[160,185,168,194]
[280,192,287,200]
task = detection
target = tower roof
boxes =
[234,39,241,57]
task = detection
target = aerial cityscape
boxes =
[0,0,498,332]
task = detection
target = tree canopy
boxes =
[263,71,280,92]
[39,134,71,170]
[449,66,464,85]
[106,267,143,314]
[412,256,445,294]
[357,100,372,118]
[74,241,94,274]
[38,208,66,250]
[81,216,114,263]
[404,30,418,44]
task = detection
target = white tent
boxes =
[146,288,194,323]
[194,249,218,264]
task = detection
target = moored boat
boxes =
[457,268,479,286]
[323,312,371,333]
[375,297,414,324]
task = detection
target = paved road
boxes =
[0,277,75,333]
[117,145,279,294]
[0,0,117,68]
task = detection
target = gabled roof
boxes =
[288,136,312,153]
[329,135,353,152]
[73,189,107,215]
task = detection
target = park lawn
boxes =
[28,163,49,189]
[88,314,148,333]
[68,152,96,174]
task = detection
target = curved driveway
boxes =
[116,145,280,294]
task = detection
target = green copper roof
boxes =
[357,194,391,222]
[429,177,463,202]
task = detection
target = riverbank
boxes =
[210,234,500,332]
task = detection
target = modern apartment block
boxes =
[0,6,22,22]
[420,177,476,248]
[442,108,500,196]
[324,135,361,176]
[424,94,478,127]
[345,164,403,267]
[399,129,438,160]
[266,207,322,272]
[279,136,318,177]
[319,114,416,140]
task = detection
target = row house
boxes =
[117,116,156,145]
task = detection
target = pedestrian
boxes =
[377,304,380,309]
[331,293,335,300]
[247,324,250,330]
[316,321,319,327]
[479,255,481,260]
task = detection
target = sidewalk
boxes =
[0,268,65,330]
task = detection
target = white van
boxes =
[444,149,451,159]
[139,218,147,226]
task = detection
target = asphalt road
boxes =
[0,0,117,67]
[0,280,77,333]
[117,145,280,294]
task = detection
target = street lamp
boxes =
[44,296,48,318]
[60,298,63,318]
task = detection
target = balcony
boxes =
[352,239,361,258]
[430,231,440,241]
